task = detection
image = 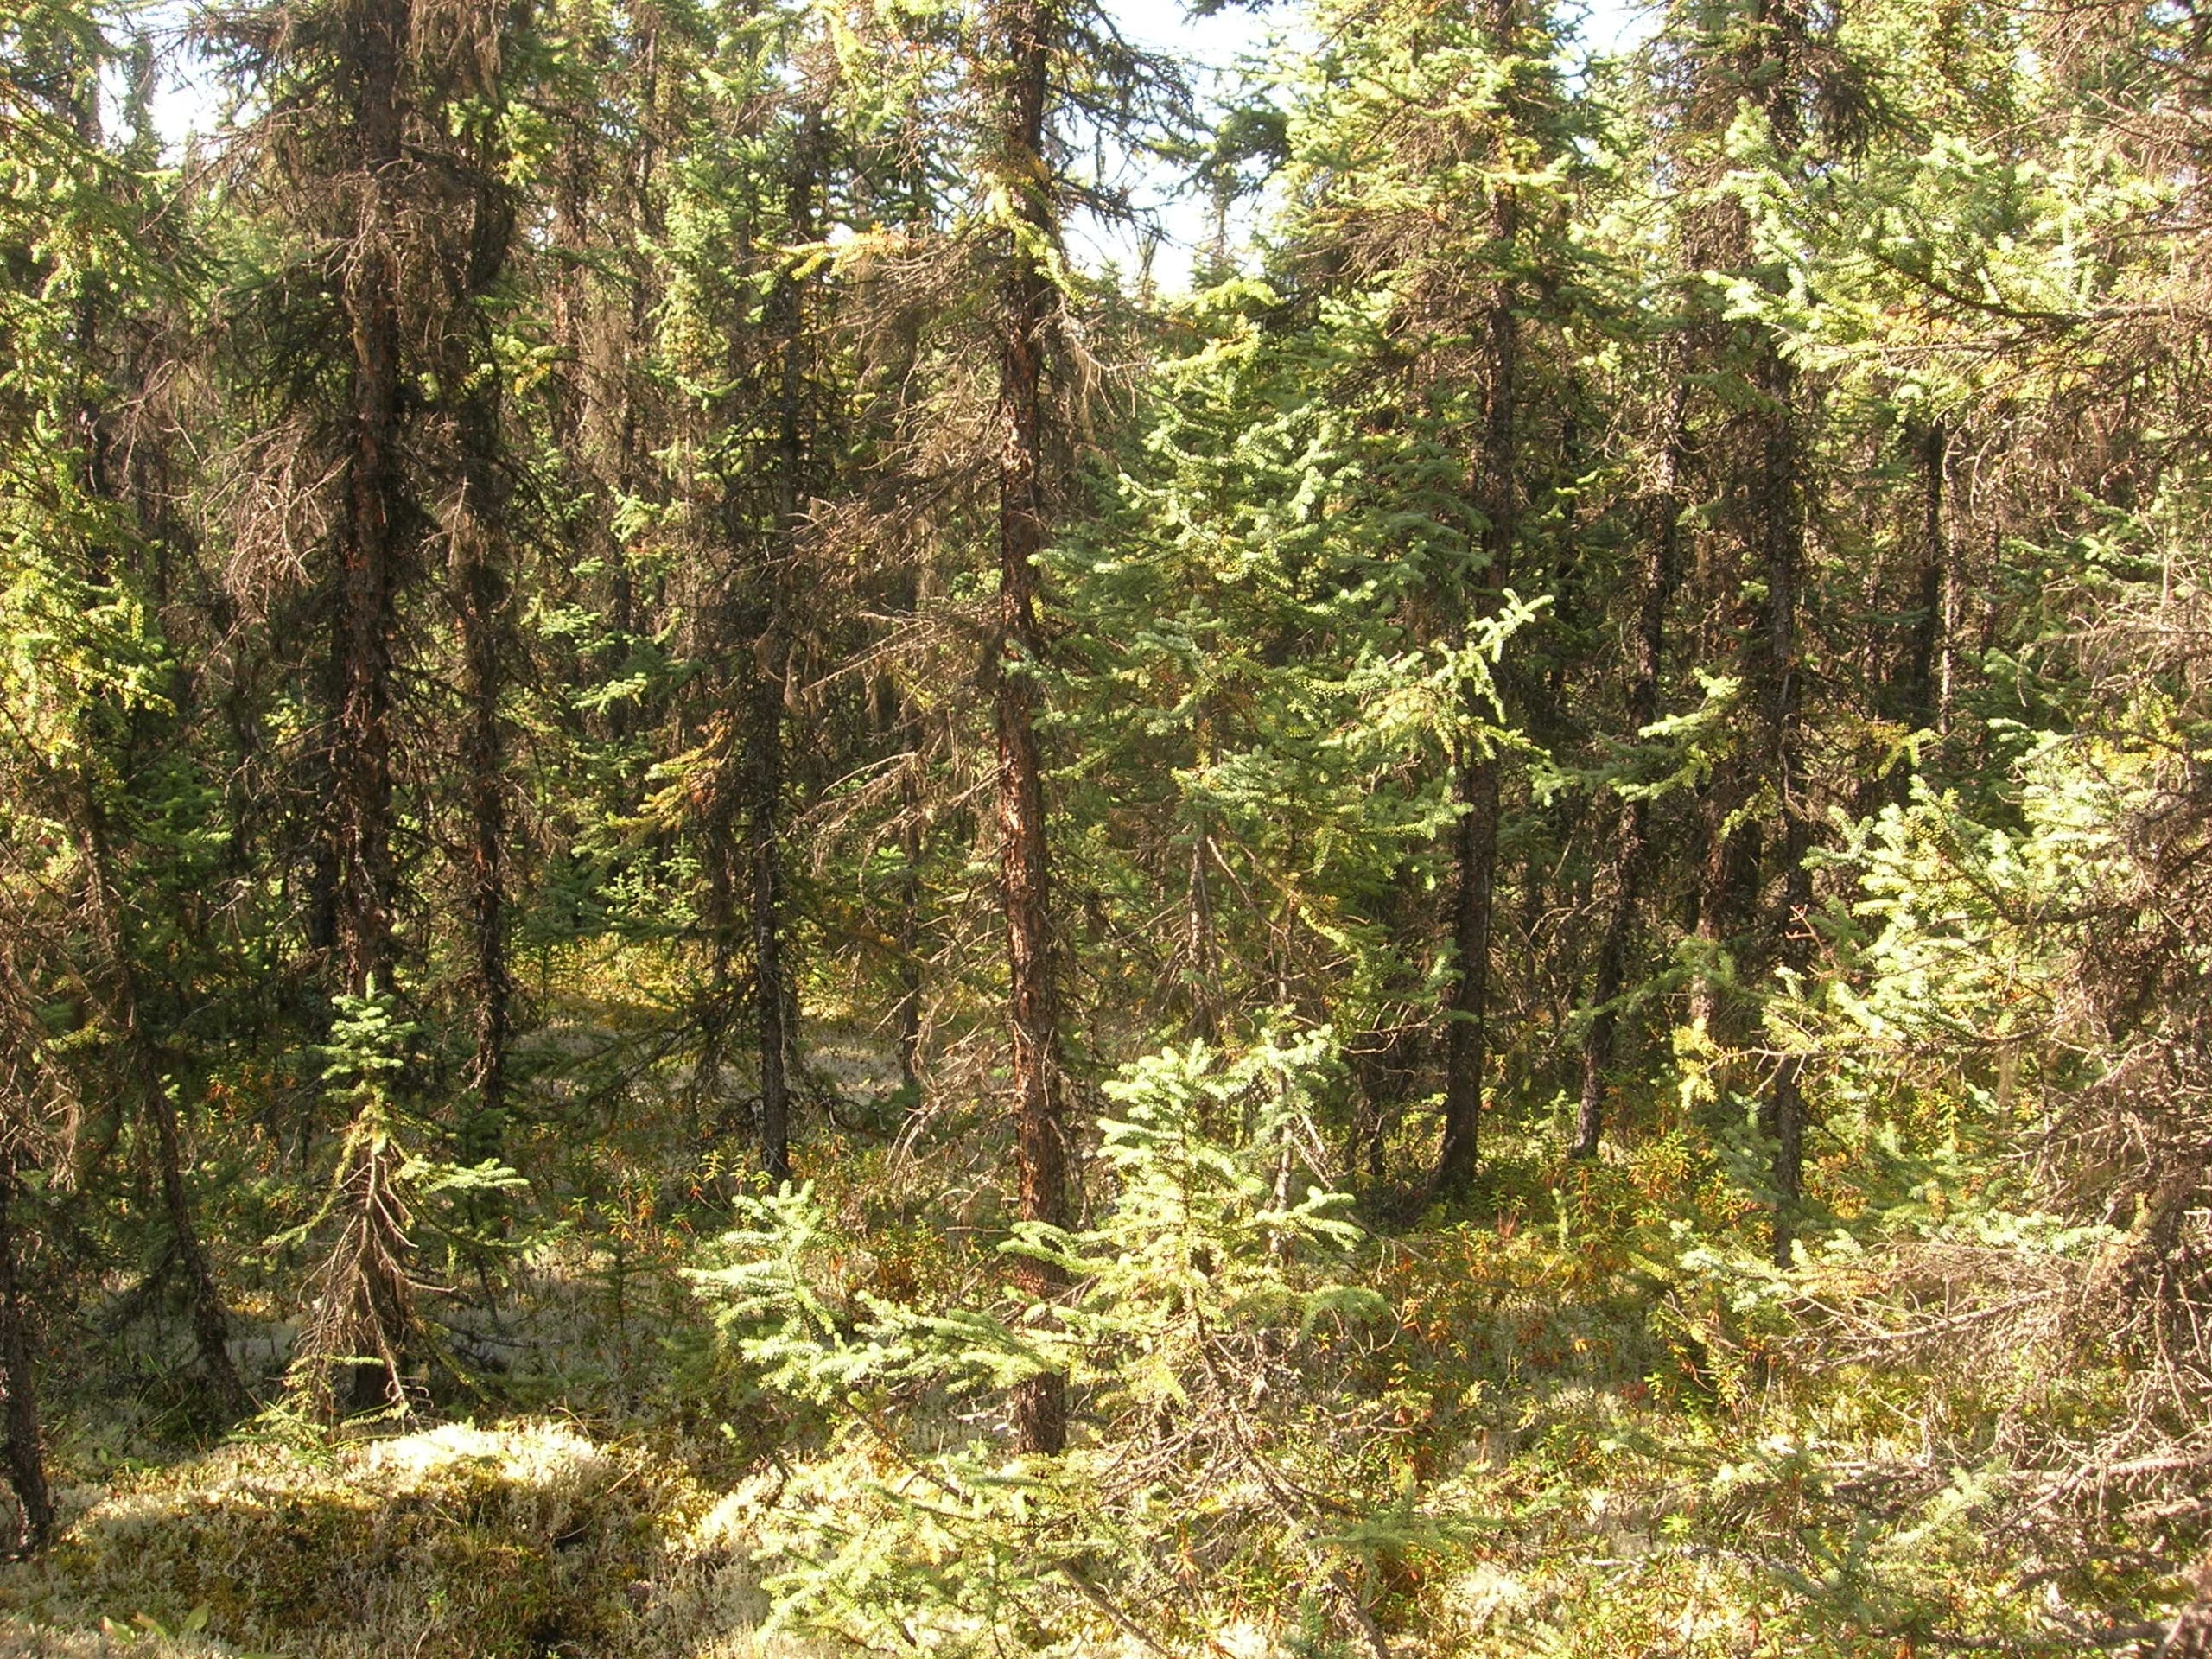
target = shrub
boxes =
[691,1023,1411,1657]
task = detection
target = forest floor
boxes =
[0,996,2200,1657]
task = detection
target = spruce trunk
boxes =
[0,1153,51,1554]
[1573,385,1684,1158]
[994,0,1072,1456]
[1434,145,1519,1199]
[752,123,818,1189]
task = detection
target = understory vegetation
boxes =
[2,0,2210,1648]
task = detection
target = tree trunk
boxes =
[68,803,248,1418]
[896,690,926,1095]
[0,1153,53,1554]
[150,1076,250,1416]
[1757,346,1812,1265]
[1689,767,1759,1036]
[752,119,820,1189]
[1573,385,1685,1159]
[331,0,405,1001]
[1437,744,1501,1195]
[454,533,512,1160]
[1433,106,1520,1201]
[1902,421,1947,748]
[750,653,791,1185]
[307,0,415,1418]
[55,199,248,1417]
[994,0,1073,1456]
[604,16,662,734]
[448,129,519,1164]
[1748,0,1815,1266]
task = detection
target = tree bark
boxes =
[1748,0,1815,1266]
[752,118,820,1189]
[1437,741,1501,1195]
[993,0,1073,1456]
[604,16,663,727]
[750,657,791,1185]
[896,691,926,1096]
[454,526,512,1160]
[0,1152,53,1554]
[330,0,406,1001]
[1689,766,1759,1037]
[303,0,416,1419]
[447,113,520,1164]
[1433,82,1520,1201]
[1902,421,1948,748]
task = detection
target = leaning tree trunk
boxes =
[56,226,248,1416]
[992,0,1074,1458]
[69,801,248,1417]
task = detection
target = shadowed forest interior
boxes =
[1,0,2210,1649]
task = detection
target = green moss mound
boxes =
[1,1421,714,1658]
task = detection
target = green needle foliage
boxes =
[692,1024,1408,1656]
[0,0,2210,1647]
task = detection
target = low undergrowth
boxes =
[0,1204,2198,1659]
[0,1029,2202,1659]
